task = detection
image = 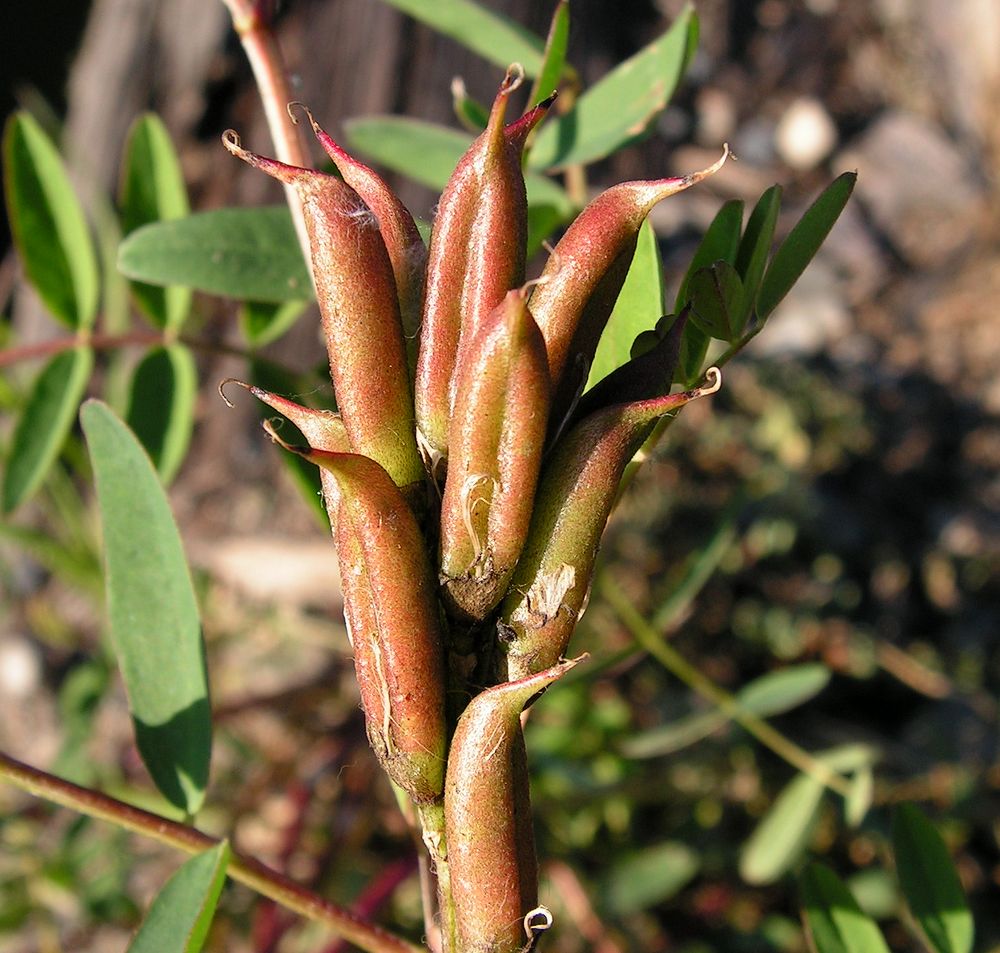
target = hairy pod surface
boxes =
[415,69,554,458]
[296,107,427,371]
[529,150,728,420]
[439,289,551,622]
[500,371,722,679]
[222,131,425,497]
[445,660,579,953]
[269,443,447,801]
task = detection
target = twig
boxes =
[0,329,306,378]
[219,0,315,289]
[0,751,424,953]
[600,580,853,798]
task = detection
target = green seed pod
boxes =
[445,660,580,953]
[415,68,555,460]
[263,431,447,802]
[222,130,425,499]
[500,369,722,680]
[529,149,728,425]
[439,288,551,622]
[292,105,427,374]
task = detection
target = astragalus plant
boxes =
[3,3,968,953]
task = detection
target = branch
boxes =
[219,0,315,289]
[0,329,308,381]
[600,580,853,798]
[0,751,425,953]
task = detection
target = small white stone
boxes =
[0,638,42,698]
[775,97,838,170]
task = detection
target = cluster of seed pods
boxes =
[222,67,724,953]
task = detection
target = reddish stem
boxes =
[0,751,424,953]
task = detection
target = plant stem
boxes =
[0,329,301,375]
[0,751,425,953]
[220,0,315,289]
[599,581,853,798]
[417,801,456,953]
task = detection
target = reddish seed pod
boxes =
[222,130,425,499]
[219,378,350,530]
[263,431,447,802]
[500,369,722,680]
[438,288,551,622]
[445,659,580,953]
[415,68,555,459]
[291,104,427,372]
[530,149,728,423]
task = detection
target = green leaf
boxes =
[587,219,664,389]
[53,659,110,785]
[2,346,93,513]
[845,765,873,828]
[80,400,210,815]
[756,172,856,320]
[450,79,490,132]
[602,842,700,915]
[892,804,973,953]
[677,321,710,388]
[734,184,781,322]
[3,112,99,329]
[344,116,573,219]
[127,841,230,953]
[240,299,309,348]
[686,261,746,342]
[739,662,832,715]
[120,113,192,331]
[800,863,891,953]
[740,772,825,885]
[528,6,698,170]
[674,198,744,311]
[345,116,470,191]
[624,662,830,758]
[126,344,197,485]
[528,0,572,109]
[377,0,545,76]
[118,206,311,303]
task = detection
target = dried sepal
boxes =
[222,129,425,498]
[439,288,551,622]
[500,369,722,679]
[445,659,580,953]
[415,68,555,458]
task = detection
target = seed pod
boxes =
[222,130,425,498]
[500,369,722,680]
[415,68,555,459]
[293,105,427,372]
[219,377,350,529]
[529,149,728,424]
[264,431,447,801]
[439,288,550,622]
[446,660,580,953]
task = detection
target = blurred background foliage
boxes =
[1,0,998,951]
